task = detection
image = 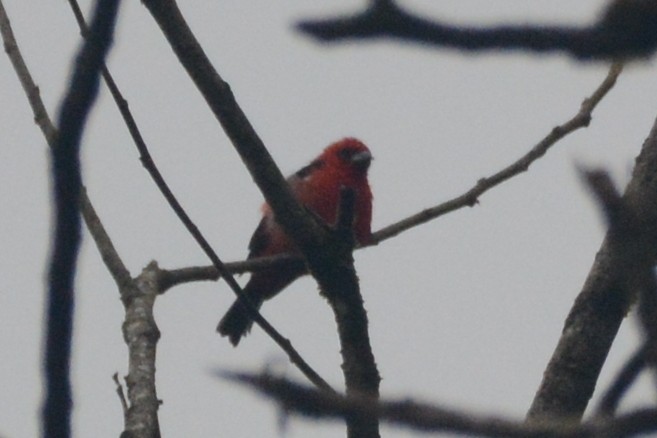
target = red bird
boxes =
[218,138,373,345]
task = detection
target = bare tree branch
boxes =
[372,63,622,244]
[120,262,162,437]
[581,169,657,418]
[141,1,380,434]
[320,189,380,437]
[0,3,56,141]
[4,1,163,434]
[224,371,657,438]
[527,112,657,421]
[297,0,657,60]
[6,0,335,430]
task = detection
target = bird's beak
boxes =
[351,150,372,170]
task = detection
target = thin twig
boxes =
[157,254,303,292]
[128,144,335,392]
[112,373,129,418]
[65,0,332,394]
[0,0,131,287]
[0,3,56,141]
[371,62,623,244]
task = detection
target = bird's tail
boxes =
[217,295,263,346]
[217,266,304,346]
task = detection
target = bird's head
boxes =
[322,138,372,175]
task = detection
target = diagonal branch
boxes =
[372,62,622,243]
[0,0,131,288]
[64,0,332,394]
[141,0,326,253]
[582,169,657,418]
[141,1,379,434]
[527,111,657,421]
[0,3,56,141]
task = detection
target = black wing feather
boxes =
[247,217,270,259]
[294,159,323,180]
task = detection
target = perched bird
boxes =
[218,138,373,346]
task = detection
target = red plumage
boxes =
[217,138,373,345]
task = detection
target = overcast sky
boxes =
[2,1,656,437]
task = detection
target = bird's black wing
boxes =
[247,217,270,259]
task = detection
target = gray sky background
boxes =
[2,1,656,437]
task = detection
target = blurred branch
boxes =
[527,114,657,421]
[596,346,648,417]
[142,1,379,434]
[41,0,121,436]
[635,259,657,374]
[224,371,657,437]
[1,1,161,435]
[297,0,657,60]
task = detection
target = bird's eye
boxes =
[338,148,355,161]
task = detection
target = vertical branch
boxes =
[121,263,162,438]
[79,184,162,437]
[319,188,380,437]
[43,0,121,437]
[323,264,380,438]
